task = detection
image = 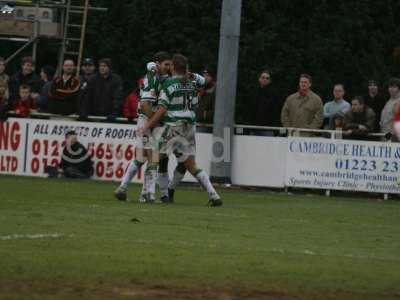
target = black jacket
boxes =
[48,75,81,115]
[364,93,385,132]
[9,71,41,103]
[250,86,281,127]
[60,142,93,175]
[82,72,123,117]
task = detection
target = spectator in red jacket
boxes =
[13,84,37,117]
[122,78,143,120]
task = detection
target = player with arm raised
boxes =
[166,71,206,203]
[114,52,171,202]
[139,54,222,207]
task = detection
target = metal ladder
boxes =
[59,0,90,74]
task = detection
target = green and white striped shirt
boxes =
[158,75,199,125]
[138,72,168,115]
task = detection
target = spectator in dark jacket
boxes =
[48,59,80,115]
[364,80,385,132]
[9,56,41,103]
[36,65,55,112]
[343,96,375,140]
[0,57,9,84]
[196,68,216,124]
[0,79,9,119]
[78,58,96,114]
[250,70,281,127]
[59,130,93,179]
[82,58,123,120]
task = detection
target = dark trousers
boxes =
[63,166,93,179]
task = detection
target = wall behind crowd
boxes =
[3,0,400,121]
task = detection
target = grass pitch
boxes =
[0,175,399,300]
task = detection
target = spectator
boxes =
[59,130,93,179]
[48,59,80,115]
[80,58,96,83]
[0,80,9,119]
[343,96,375,140]
[36,65,55,112]
[323,84,350,128]
[249,70,281,128]
[281,74,323,136]
[9,56,41,103]
[78,58,96,113]
[196,68,216,124]
[329,113,345,131]
[0,57,9,84]
[13,84,37,118]
[81,58,123,119]
[364,80,385,131]
[380,78,400,135]
[122,78,141,120]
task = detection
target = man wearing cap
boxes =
[364,80,385,132]
[81,58,123,119]
[59,130,93,179]
[78,58,96,117]
[80,58,96,88]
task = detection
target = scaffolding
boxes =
[0,0,107,72]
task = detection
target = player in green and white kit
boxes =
[115,52,172,202]
[139,54,222,207]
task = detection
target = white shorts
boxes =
[135,115,154,149]
[158,123,196,156]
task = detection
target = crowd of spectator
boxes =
[1,55,400,140]
[0,55,217,125]
[251,71,400,139]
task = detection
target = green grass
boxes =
[0,175,400,299]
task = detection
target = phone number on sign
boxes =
[335,159,400,173]
[30,139,136,178]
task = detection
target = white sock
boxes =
[195,170,219,200]
[169,169,185,190]
[120,160,142,190]
[158,172,170,197]
[145,164,157,196]
[140,175,147,197]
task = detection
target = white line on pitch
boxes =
[0,233,65,241]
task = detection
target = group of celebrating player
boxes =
[114,52,222,207]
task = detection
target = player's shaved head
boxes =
[172,54,188,74]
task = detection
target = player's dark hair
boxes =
[352,96,365,105]
[153,51,171,63]
[172,54,188,74]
